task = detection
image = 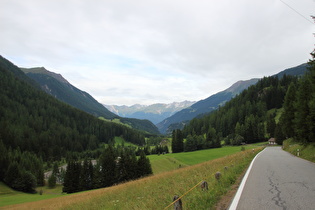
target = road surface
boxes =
[231,147,315,210]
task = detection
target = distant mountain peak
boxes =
[21,67,69,84]
[104,101,196,125]
[225,79,259,95]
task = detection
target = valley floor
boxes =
[1,144,265,209]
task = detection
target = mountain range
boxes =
[21,62,309,135]
[156,78,259,134]
[156,63,309,134]
[104,101,195,125]
[20,67,160,135]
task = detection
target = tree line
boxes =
[277,49,315,144]
[180,48,315,147]
[181,74,300,147]
[0,140,44,193]
[62,145,152,193]
[0,55,151,192]
[0,56,146,162]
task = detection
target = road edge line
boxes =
[228,148,266,210]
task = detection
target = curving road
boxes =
[230,147,315,210]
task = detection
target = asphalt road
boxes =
[232,147,315,210]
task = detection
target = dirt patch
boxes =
[215,168,247,210]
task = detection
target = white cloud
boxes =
[0,0,314,105]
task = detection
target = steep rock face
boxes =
[156,79,259,134]
[104,101,195,124]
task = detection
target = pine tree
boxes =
[99,145,117,187]
[0,140,8,180]
[137,151,152,177]
[280,83,297,138]
[63,160,81,193]
[295,77,312,143]
[80,159,93,191]
[4,161,21,188]
[307,47,315,142]
[266,114,276,138]
[171,129,184,153]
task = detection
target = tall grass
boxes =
[5,148,263,210]
[283,138,315,163]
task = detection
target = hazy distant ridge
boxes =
[104,101,195,125]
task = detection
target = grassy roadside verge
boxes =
[283,139,315,163]
[4,147,263,209]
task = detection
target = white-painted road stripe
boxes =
[228,148,266,210]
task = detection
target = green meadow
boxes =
[0,182,64,207]
[4,148,263,209]
[1,143,266,208]
[149,143,264,174]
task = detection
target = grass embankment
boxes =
[4,147,263,210]
[283,138,315,163]
[0,183,64,207]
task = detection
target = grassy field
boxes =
[3,147,263,209]
[283,138,315,163]
[114,136,138,147]
[1,143,265,209]
[149,143,264,174]
[0,183,64,207]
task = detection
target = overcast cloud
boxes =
[1,0,314,105]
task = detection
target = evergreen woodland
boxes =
[63,146,152,193]
[0,56,147,192]
[182,49,315,147]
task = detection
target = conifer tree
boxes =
[137,151,153,177]
[295,77,312,143]
[280,82,297,138]
[171,129,184,153]
[99,145,117,187]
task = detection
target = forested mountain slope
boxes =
[20,67,159,135]
[0,55,148,160]
[0,55,156,193]
[181,59,314,149]
[21,67,117,119]
[157,79,259,134]
[157,63,309,135]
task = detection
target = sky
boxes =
[1,0,314,106]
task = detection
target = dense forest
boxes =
[277,49,315,145]
[181,49,315,148]
[0,56,149,192]
[22,68,160,135]
[62,145,152,194]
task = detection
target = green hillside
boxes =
[0,55,147,193]
[21,67,160,135]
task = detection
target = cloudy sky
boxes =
[1,0,314,105]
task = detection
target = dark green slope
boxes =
[157,63,309,135]
[274,63,308,78]
[0,55,147,162]
[22,68,117,119]
[157,79,259,134]
[20,67,159,135]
